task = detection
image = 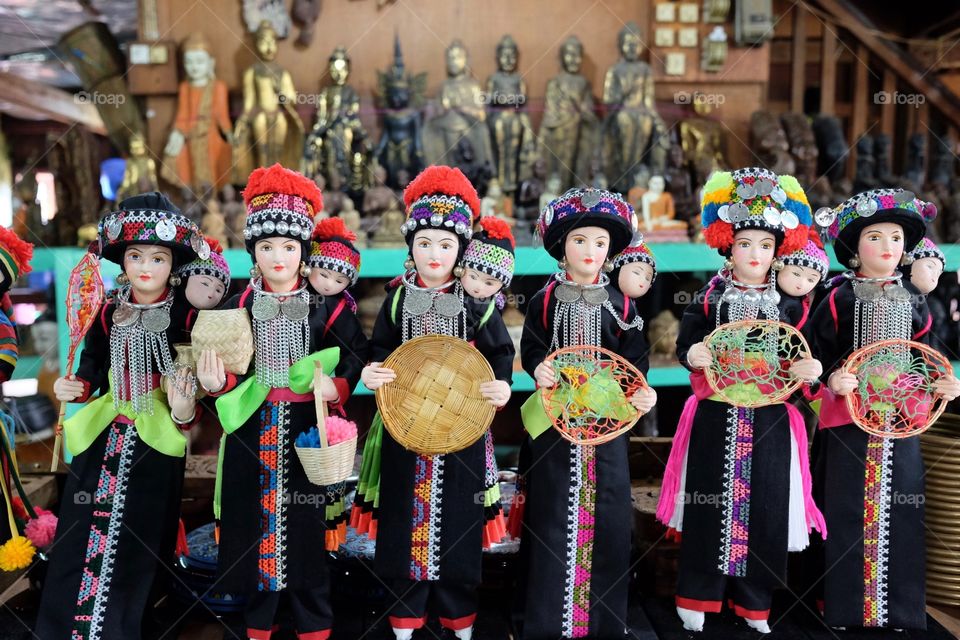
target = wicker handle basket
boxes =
[295,363,356,486]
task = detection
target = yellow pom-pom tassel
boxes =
[0,535,35,571]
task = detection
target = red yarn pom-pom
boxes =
[478,216,515,248]
[778,225,809,256]
[313,217,357,243]
[403,166,481,220]
[243,164,323,214]
[205,237,224,254]
[0,227,33,276]
[703,221,735,252]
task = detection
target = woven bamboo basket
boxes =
[295,364,357,486]
[191,308,254,374]
[376,335,495,455]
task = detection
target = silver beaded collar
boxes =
[110,286,175,414]
[400,271,466,341]
[717,269,780,325]
[548,271,644,352]
[249,277,310,388]
[844,271,913,349]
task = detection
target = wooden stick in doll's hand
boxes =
[52,252,104,472]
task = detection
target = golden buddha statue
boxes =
[679,98,727,188]
[163,32,233,190]
[117,133,159,203]
[486,35,536,195]
[539,36,598,191]
[602,22,668,193]
[423,39,493,171]
[369,197,407,248]
[233,21,304,177]
[304,46,367,185]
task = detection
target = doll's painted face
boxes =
[461,267,503,300]
[857,222,904,278]
[411,229,459,286]
[184,274,226,310]
[618,262,654,299]
[123,244,173,300]
[777,265,822,297]
[255,237,302,290]
[729,229,776,284]
[911,256,944,294]
[309,267,350,297]
[563,226,611,283]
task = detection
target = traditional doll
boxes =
[196,164,368,640]
[907,237,945,295]
[612,235,657,300]
[0,228,32,383]
[355,166,515,640]
[461,215,516,305]
[777,235,830,326]
[656,168,826,633]
[807,190,960,630]
[517,187,657,640]
[460,215,517,546]
[177,236,231,314]
[307,216,361,313]
[37,193,203,639]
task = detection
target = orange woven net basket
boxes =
[540,345,647,445]
[376,335,496,455]
[842,339,953,438]
[703,319,810,408]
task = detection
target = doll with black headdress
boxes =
[807,190,960,630]
[355,166,515,640]
[37,193,203,639]
[196,164,368,640]
[656,169,826,633]
[516,187,656,639]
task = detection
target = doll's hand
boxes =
[828,370,858,396]
[480,380,511,408]
[686,342,712,369]
[534,360,555,389]
[315,373,340,402]
[168,371,197,422]
[789,357,823,383]
[361,363,396,390]
[196,349,226,393]
[630,387,657,415]
[933,375,960,402]
[54,375,84,402]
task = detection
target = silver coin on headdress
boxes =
[404,289,433,316]
[106,217,123,241]
[717,204,731,223]
[762,207,782,226]
[856,199,879,217]
[728,203,751,222]
[113,304,140,327]
[781,211,800,229]
[736,183,757,201]
[754,178,775,197]
[814,207,836,227]
[555,283,582,303]
[580,191,602,208]
[771,186,787,204]
[582,287,609,305]
[434,293,464,318]
[281,297,310,322]
[252,295,281,321]
[894,190,915,204]
[156,219,177,242]
[141,307,171,333]
[193,235,211,259]
[543,204,554,226]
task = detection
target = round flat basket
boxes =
[540,345,647,446]
[703,319,810,408]
[842,339,952,438]
[376,335,495,455]
[192,308,254,375]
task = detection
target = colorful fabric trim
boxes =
[825,188,936,243]
[718,405,753,577]
[308,239,361,285]
[781,239,830,279]
[462,238,515,288]
[562,444,598,638]
[177,249,231,288]
[909,237,945,265]
[243,192,315,244]
[98,208,201,263]
[537,188,635,260]
[350,412,383,540]
[862,435,893,627]
[0,311,18,382]
[257,401,289,592]
[401,194,475,241]
[72,422,137,640]
[612,239,657,281]
[409,454,443,581]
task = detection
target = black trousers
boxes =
[244,585,333,640]
[387,580,478,631]
[676,568,774,620]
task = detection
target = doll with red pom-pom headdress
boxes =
[805,190,960,630]
[37,193,204,639]
[307,216,362,313]
[353,166,515,640]
[655,168,827,634]
[194,165,369,640]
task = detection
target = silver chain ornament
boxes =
[400,272,466,342]
[250,277,310,388]
[109,287,175,414]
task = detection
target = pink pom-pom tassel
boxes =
[25,514,58,549]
